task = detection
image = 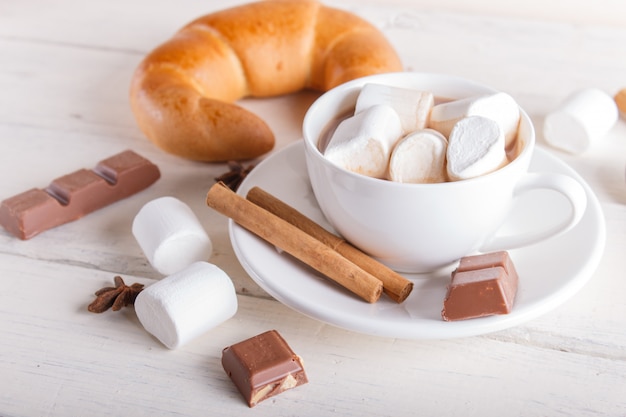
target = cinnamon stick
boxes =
[246,186,413,303]
[206,182,383,303]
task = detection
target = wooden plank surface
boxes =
[1,0,625,415]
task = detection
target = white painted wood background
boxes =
[1,0,625,416]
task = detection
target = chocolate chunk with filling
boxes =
[222,330,308,407]
[441,251,519,321]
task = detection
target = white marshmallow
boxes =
[355,83,434,134]
[324,104,402,178]
[429,92,520,147]
[543,88,619,154]
[389,129,448,183]
[132,196,212,275]
[446,116,507,181]
[135,261,238,349]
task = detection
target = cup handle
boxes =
[480,172,588,252]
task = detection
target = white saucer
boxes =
[229,141,605,339]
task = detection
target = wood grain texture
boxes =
[1,0,625,415]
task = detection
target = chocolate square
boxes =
[222,330,308,407]
[441,251,519,321]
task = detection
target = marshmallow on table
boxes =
[543,88,619,154]
[134,261,238,349]
[429,92,520,147]
[132,196,212,275]
[324,104,402,178]
[355,83,434,134]
[389,129,448,183]
[446,116,507,181]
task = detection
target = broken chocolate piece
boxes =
[0,150,160,239]
[441,251,519,321]
[222,330,308,407]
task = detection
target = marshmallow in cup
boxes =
[303,72,588,273]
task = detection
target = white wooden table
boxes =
[1,1,625,415]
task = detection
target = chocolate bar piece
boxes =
[0,150,160,239]
[441,251,519,321]
[222,330,308,407]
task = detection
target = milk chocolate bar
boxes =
[222,330,308,407]
[0,150,160,239]
[441,251,519,321]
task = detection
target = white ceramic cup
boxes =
[302,72,588,273]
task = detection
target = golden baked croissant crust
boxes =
[130,0,403,161]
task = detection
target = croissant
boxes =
[129,0,403,162]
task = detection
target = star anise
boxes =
[88,275,144,313]
[214,160,255,191]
